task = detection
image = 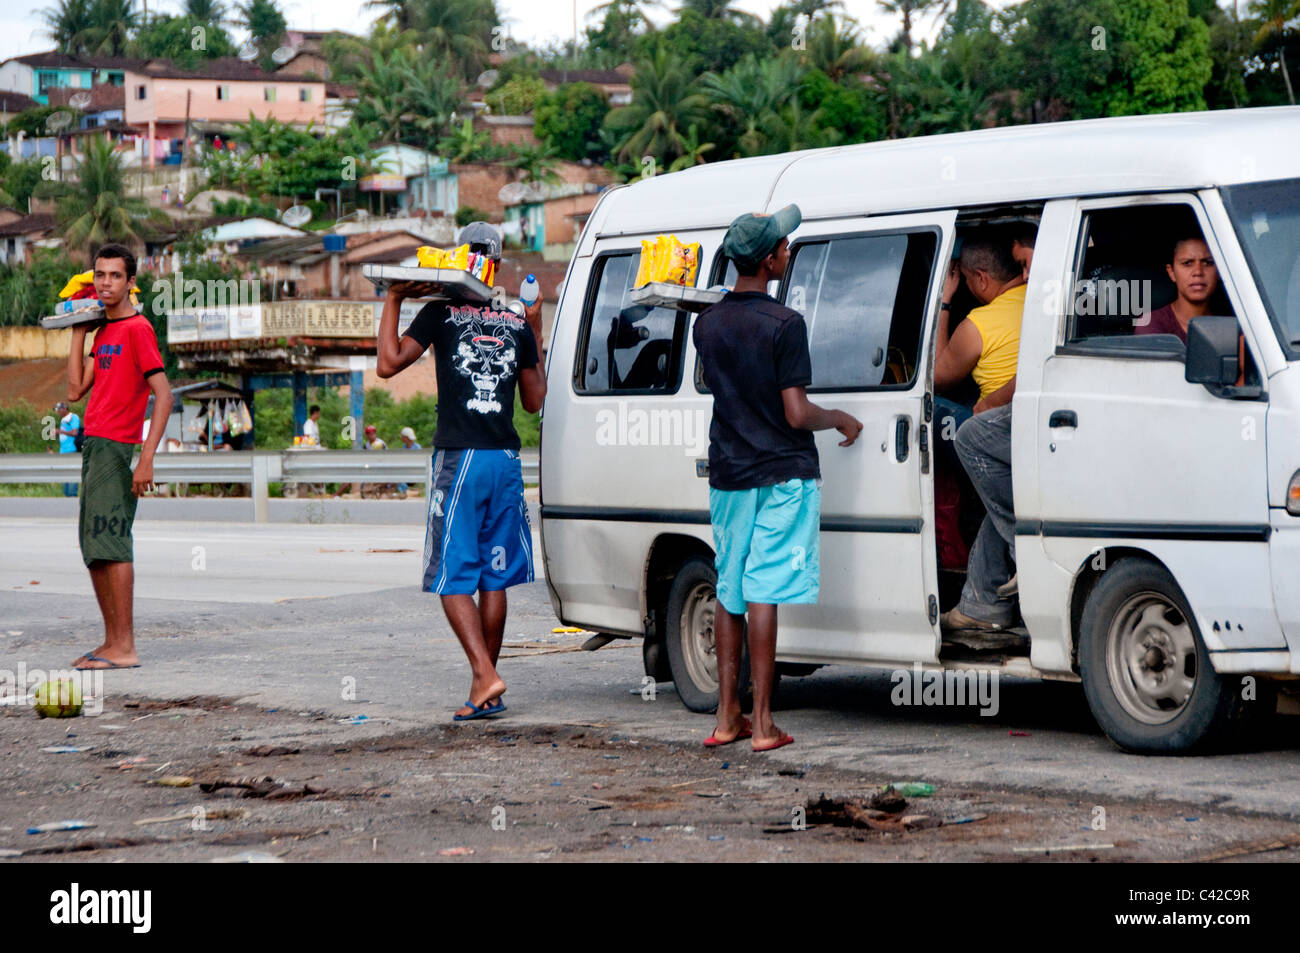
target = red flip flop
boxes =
[752,733,794,753]
[703,717,752,747]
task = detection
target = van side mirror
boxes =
[1185,316,1239,388]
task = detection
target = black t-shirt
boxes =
[403,301,539,450]
[693,290,820,491]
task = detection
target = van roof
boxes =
[593,106,1300,237]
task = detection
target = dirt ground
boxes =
[2,694,1297,863]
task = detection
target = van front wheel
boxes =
[1079,559,1238,754]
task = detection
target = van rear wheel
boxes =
[1079,559,1241,754]
[664,556,765,713]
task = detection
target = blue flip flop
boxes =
[74,654,141,670]
[452,698,507,721]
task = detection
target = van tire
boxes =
[664,556,754,713]
[1079,558,1240,754]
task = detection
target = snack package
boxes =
[634,238,658,288]
[444,244,470,271]
[663,238,700,286]
[416,246,445,268]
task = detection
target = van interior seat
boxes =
[1074,263,1178,338]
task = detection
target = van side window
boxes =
[784,231,938,390]
[1068,203,1232,346]
[576,252,689,394]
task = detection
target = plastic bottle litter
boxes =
[519,274,538,307]
[885,782,935,798]
[27,820,95,834]
[40,745,94,754]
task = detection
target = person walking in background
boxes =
[65,243,173,671]
[693,205,862,753]
[54,401,81,497]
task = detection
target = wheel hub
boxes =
[1106,592,1197,726]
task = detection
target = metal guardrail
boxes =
[0,450,539,522]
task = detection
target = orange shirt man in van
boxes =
[934,238,1026,636]
[66,244,174,670]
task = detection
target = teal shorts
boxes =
[709,478,821,615]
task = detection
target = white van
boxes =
[538,107,1300,753]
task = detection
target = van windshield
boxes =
[1221,177,1300,356]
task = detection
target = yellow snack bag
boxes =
[652,235,673,282]
[444,244,470,271]
[664,239,700,286]
[634,238,656,288]
[416,246,445,268]
[481,258,495,287]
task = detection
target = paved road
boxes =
[2,516,1298,820]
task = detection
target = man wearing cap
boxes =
[54,400,81,497]
[376,222,545,722]
[396,426,421,496]
[694,204,863,752]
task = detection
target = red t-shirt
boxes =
[84,313,165,444]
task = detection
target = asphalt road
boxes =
[2,514,1299,822]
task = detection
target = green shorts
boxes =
[79,436,138,567]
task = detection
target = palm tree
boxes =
[401,54,465,148]
[40,0,94,54]
[805,15,875,81]
[676,0,762,24]
[38,136,168,257]
[349,47,415,142]
[234,0,287,65]
[183,0,228,26]
[666,123,714,171]
[878,0,944,53]
[607,43,709,164]
[438,116,492,163]
[80,0,140,56]
[504,141,561,188]
[1251,0,1300,103]
[367,0,499,80]
[701,54,806,156]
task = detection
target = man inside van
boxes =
[375,222,545,722]
[694,204,863,752]
[934,237,1026,635]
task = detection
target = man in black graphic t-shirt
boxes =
[377,222,546,722]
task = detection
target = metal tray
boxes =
[629,282,726,313]
[362,264,493,303]
[40,306,106,329]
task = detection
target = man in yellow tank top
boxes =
[933,237,1027,639]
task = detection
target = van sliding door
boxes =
[773,211,954,665]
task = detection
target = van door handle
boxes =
[895,417,910,462]
[1049,410,1078,428]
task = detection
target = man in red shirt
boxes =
[66,244,173,670]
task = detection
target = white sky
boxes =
[0,0,965,66]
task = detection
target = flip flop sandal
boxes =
[752,733,794,753]
[74,654,141,670]
[703,717,753,747]
[452,698,507,722]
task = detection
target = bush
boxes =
[455,205,488,228]
[0,247,85,326]
[488,76,547,115]
[0,398,83,453]
[535,82,610,162]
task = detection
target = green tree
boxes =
[701,53,806,157]
[132,14,237,67]
[585,0,655,65]
[677,0,763,25]
[1251,0,1300,103]
[80,0,140,56]
[606,41,709,165]
[488,75,546,115]
[40,0,94,53]
[877,0,946,53]
[183,0,228,24]
[534,82,611,160]
[1101,0,1213,115]
[645,9,771,75]
[504,141,561,187]
[666,123,714,170]
[37,136,168,258]
[0,159,48,213]
[366,0,500,81]
[0,247,83,327]
[234,0,287,68]
[438,117,500,163]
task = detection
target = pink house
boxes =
[124,58,326,163]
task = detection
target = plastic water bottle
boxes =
[520,273,538,307]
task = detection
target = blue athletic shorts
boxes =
[709,478,821,615]
[422,448,534,595]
